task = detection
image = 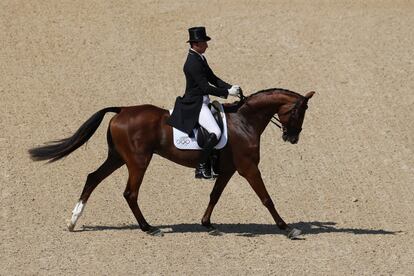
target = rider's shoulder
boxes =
[187,51,201,61]
[185,54,202,69]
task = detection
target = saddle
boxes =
[170,100,228,150]
[170,101,227,178]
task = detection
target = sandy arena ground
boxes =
[1,1,414,275]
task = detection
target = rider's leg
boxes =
[196,104,221,179]
[198,103,221,139]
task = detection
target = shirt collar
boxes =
[190,48,205,61]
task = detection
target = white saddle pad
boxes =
[170,102,228,150]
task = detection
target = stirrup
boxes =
[210,152,219,179]
[195,163,212,179]
[210,160,219,179]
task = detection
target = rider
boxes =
[167,26,241,179]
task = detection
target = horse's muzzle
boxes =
[282,132,299,144]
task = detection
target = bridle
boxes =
[237,90,306,133]
[280,99,307,136]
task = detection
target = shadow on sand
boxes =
[77,221,400,237]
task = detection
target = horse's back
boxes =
[109,104,170,151]
[119,104,168,116]
[111,104,168,124]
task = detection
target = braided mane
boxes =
[225,88,303,113]
[247,88,303,99]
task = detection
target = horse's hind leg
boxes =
[67,149,124,231]
[123,153,162,236]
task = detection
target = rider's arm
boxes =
[186,61,229,99]
[204,59,232,90]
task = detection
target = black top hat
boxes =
[187,26,211,43]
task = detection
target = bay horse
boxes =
[29,88,315,239]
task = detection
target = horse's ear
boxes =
[305,91,315,100]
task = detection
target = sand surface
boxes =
[1,1,414,275]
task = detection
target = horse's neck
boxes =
[240,92,295,134]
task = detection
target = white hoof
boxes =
[67,222,75,232]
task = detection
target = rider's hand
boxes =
[228,85,241,97]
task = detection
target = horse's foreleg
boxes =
[68,151,124,232]
[123,153,162,236]
[239,165,301,239]
[201,170,235,234]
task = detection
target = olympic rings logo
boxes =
[176,137,191,145]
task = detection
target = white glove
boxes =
[228,85,241,97]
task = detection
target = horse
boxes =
[29,88,315,239]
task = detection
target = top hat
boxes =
[187,26,211,43]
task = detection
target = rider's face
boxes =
[193,41,208,54]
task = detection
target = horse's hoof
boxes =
[209,229,223,236]
[206,226,223,236]
[67,222,75,232]
[146,227,164,237]
[287,228,302,239]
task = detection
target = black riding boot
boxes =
[195,133,218,179]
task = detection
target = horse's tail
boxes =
[28,107,122,162]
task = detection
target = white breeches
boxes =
[198,98,221,139]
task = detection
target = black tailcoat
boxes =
[167,50,231,135]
